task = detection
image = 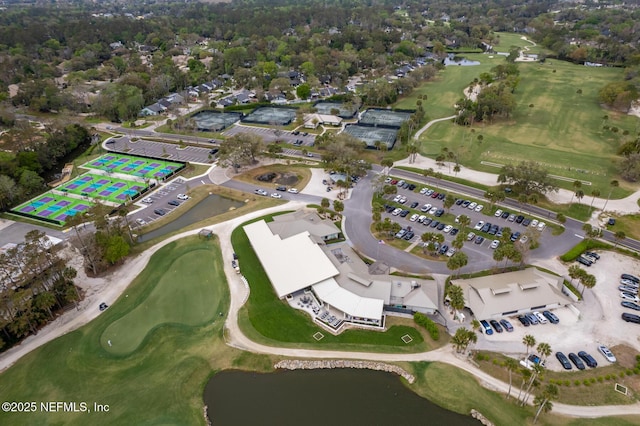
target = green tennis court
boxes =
[12,193,95,226]
[58,173,146,204]
[82,153,183,180]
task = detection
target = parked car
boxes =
[488,225,499,235]
[276,185,287,191]
[619,285,638,293]
[446,247,456,257]
[621,301,640,311]
[271,192,282,199]
[621,292,640,303]
[177,193,189,200]
[429,220,440,228]
[490,240,500,249]
[425,189,434,196]
[254,189,268,196]
[404,231,415,241]
[481,223,491,233]
[461,200,470,207]
[422,218,433,226]
[391,208,402,216]
[522,218,531,226]
[542,310,559,324]
[509,232,521,242]
[417,215,427,223]
[576,256,592,267]
[410,201,419,209]
[443,225,453,233]
[517,315,531,326]
[409,214,419,222]
[519,235,529,244]
[537,222,546,231]
[466,232,476,241]
[421,204,432,212]
[142,197,153,204]
[288,188,299,194]
[480,320,493,335]
[533,311,548,324]
[400,210,410,217]
[578,351,598,368]
[436,223,446,231]
[501,211,510,219]
[620,279,639,288]
[395,229,407,239]
[530,219,539,228]
[428,207,438,215]
[468,202,477,210]
[419,187,428,194]
[500,319,514,332]
[474,236,485,245]
[154,209,166,216]
[135,218,146,226]
[434,209,444,217]
[515,215,525,224]
[621,274,640,284]
[168,200,180,206]
[525,313,539,325]
[508,214,516,222]
[556,352,572,370]
[489,319,503,333]
[568,352,586,370]
[494,209,503,217]
[585,251,600,260]
[450,228,459,236]
[622,312,640,323]
[474,204,484,212]
[473,221,484,231]
[598,345,616,363]
[438,244,449,255]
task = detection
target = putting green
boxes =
[101,242,223,355]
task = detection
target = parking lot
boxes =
[106,137,214,164]
[471,251,640,371]
[129,179,192,226]
[380,178,547,254]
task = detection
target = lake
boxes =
[138,193,244,242]
[204,369,478,426]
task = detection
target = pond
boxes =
[443,54,481,66]
[204,369,478,426]
[138,194,244,242]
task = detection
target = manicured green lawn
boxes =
[493,32,547,55]
[231,214,447,352]
[101,245,223,355]
[0,236,232,425]
[398,54,638,199]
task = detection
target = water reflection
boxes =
[204,369,477,426]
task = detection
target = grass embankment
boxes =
[0,236,243,425]
[231,214,447,353]
[233,163,313,191]
[609,214,640,241]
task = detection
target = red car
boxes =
[430,192,439,198]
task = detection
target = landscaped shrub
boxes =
[564,380,571,387]
[560,240,611,261]
[413,313,440,340]
[605,374,611,380]
[574,380,581,386]
[627,369,634,376]
[590,377,596,383]
[597,376,604,382]
[620,372,626,378]
[583,379,590,386]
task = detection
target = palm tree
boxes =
[602,179,619,211]
[580,273,597,296]
[446,284,465,320]
[522,334,536,358]
[533,384,559,424]
[575,189,584,204]
[570,180,581,203]
[457,214,470,230]
[447,251,468,278]
[567,264,584,291]
[504,357,519,399]
[421,232,435,253]
[537,342,552,363]
[521,363,544,406]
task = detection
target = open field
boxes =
[231,214,449,352]
[405,57,638,199]
[0,236,234,425]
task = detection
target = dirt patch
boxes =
[612,344,640,369]
[274,172,299,186]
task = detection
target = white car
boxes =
[494,209,503,217]
[142,197,153,204]
[135,218,146,226]
[467,232,476,241]
[620,292,640,303]
[490,239,500,249]
[398,196,407,204]
[288,188,298,194]
[533,311,548,324]
[530,219,539,228]
[409,214,419,222]
[254,189,268,196]
[473,221,485,231]
[417,215,427,223]
[393,195,403,202]
[419,187,428,194]
[468,202,477,210]
[392,208,402,216]
[598,345,616,363]
[384,177,392,183]
[271,192,282,199]
[620,279,639,288]
[519,235,529,244]
[537,222,546,231]
[177,193,189,200]
[446,248,456,257]
[443,225,453,233]
[428,207,438,215]
[474,204,484,212]
[421,203,432,212]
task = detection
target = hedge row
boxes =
[413,313,440,341]
[560,239,611,262]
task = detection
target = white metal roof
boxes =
[312,278,384,320]
[243,220,339,298]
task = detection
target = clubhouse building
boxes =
[450,268,574,320]
[244,211,439,332]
